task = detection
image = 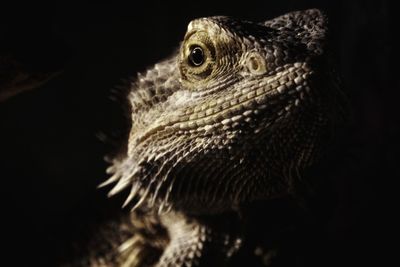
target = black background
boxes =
[0,1,397,266]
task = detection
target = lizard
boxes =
[81,8,345,267]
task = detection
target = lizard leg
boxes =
[157,211,243,267]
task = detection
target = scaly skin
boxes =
[94,9,344,267]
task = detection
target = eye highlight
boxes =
[188,45,205,67]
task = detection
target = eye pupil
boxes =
[189,46,204,66]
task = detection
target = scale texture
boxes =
[90,9,344,267]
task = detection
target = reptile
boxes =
[83,8,345,267]
[0,8,342,267]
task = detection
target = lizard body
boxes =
[93,9,344,267]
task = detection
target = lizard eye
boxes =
[179,31,216,82]
[188,46,205,67]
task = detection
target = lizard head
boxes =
[102,9,343,214]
